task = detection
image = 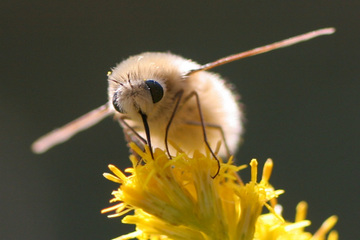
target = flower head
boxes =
[102,143,337,240]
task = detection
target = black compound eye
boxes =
[145,80,164,103]
[112,91,125,113]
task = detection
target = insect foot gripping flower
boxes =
[102,143,338,240]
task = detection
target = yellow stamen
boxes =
[312,215,338,240]
[327,230,339,240]
[101,203,125,214]
[295,201,308,222]
[108,164,127,182]
[250,159,258,183]
[103,173,122,183]
[261,158,273,183]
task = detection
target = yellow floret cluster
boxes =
[102,143,337,240]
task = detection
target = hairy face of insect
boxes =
[108,53,196,121]
[106,52,243,158]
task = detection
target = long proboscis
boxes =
[32,104,112,154]
[188,27,335,74]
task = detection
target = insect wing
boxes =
[32,104,112,153]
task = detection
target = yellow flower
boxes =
[254,201,338,240]
[102,143,337,240]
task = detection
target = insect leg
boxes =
[117,113,153,160]
[177,91,221,178]
[118,117,147,145]
[185,121,231,159]
[164,90,184,158]
[189,91,221,178]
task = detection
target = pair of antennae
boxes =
[32,27,335,159]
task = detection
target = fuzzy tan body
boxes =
[108,52,243,157]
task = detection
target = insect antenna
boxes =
[108,78,123,86]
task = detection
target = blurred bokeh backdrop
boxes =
[1,1,359,239]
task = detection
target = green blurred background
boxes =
[1,1,359,239]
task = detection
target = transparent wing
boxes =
[188,27,335,74]
[32,103,113,154]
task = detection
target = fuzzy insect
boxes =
[32,28,335,177]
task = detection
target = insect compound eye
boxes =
[145,80,164,104]
[112,91,125,113]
